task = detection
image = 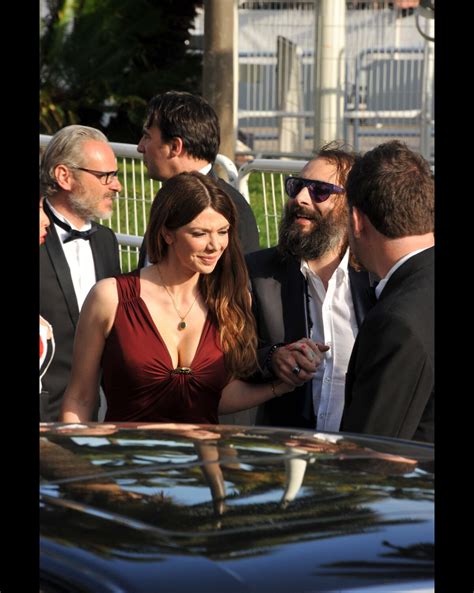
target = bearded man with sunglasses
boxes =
[245,143,375,429]
[40,125,122,421]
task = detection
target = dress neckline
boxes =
[135,269,211,370]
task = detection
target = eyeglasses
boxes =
[285,176,344,203]
[70,167,119,185]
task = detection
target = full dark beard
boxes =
[278,202,348,260]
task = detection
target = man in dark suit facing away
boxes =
[341,140,434,442]
[136,90,260,269]
[40,125,122,421]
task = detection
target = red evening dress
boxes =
[102,271,229,423]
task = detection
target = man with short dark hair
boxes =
[40,125,122,421]
[341,140,434,442]
[137,91,259,266]
[246,143,374,429]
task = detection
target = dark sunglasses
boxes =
[285,176,344,203]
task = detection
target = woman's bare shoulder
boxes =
[83,276,120,314]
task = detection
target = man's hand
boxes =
[270,339,330,386]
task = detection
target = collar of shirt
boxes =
[45,199,92,241]
[375,246,431,299]
[199,163,212,175]
[300,248,350,287]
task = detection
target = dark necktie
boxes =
[50,211,98,244]
[368,282,379,303]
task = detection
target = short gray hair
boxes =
[40,125,108,199]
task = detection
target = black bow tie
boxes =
[50,212,98,243]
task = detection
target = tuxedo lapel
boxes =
[280,256,313,420]
[279,257,307,342]
[43,202,80,325]
[90,225,107,280]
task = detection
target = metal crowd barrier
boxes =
[40,135,310,270]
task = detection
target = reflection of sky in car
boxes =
[40,484,60,498]
[70,437,111,447]
[368,497,433,519]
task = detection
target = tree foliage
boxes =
[40,0,203,141]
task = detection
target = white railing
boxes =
[40,135,309,266]
[237,158,306,248]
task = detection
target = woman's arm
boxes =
[60,278,118,423]
[218,378,294,415]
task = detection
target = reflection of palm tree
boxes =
[315,542,434,582]
[381,540,434,561]
[194,442,226,520]
[281,448,308,508]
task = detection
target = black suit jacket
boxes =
[40,201,121,421]
[137,167,260,268]
[209,167,260,254]
[245,247,374,429]
[341,247,434,443]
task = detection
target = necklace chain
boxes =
[156,266,198,330]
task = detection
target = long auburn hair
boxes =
[314,142,362,271]
[146,171,257,378]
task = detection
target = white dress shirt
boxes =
[301,249,359,432]
[46,200,97,310]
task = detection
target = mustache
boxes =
[286,204,321,223]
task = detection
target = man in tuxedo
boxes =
[40,125,122,421]
[341,140,434,442]
[246,144,375,429]
[136,90,260,268]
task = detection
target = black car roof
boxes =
[40,424,434,593]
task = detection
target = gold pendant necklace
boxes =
[156,266,198,331]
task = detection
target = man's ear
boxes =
[169,137,184,158]
[54,164,75,191]
[350,206,365,238]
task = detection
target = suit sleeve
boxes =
[342,312,434,441]
[245,266,274,382]
[216,179,260,253]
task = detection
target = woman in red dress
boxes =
[60,172,300,423]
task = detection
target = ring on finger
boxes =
[291,365,301,376]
